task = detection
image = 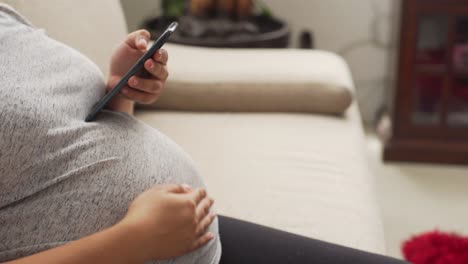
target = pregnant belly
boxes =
[0,170,221,264]
[0,154,220,264]
[0,113,219,263]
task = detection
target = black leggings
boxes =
[218,216,407,264]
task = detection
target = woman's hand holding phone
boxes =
[105,29,170,115]
[86,23,176,122]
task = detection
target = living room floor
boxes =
[365,132,468,259]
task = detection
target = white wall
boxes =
[120,0,162,32]
[264,0,401,124]
[120,0,402,124]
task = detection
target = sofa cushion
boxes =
[141,44,354,115]
[136,104,385,254]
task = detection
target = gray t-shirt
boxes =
[0,4,220,264]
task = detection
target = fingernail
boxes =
[181,184,191,191]
[132,79,138,86]
[156,51,162,60]
[148,61,154,69]
[138,37,147,47]
[207,232,214,239]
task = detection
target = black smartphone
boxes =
[85,22,178,122]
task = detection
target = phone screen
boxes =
[85,22,178,122]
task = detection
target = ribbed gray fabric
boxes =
[0,4,220,264]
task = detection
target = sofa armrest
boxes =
[141,44,354,115]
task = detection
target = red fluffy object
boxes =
[402,230,468,264]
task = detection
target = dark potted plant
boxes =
[160,0,272,19]
[143,0,288,48]
[161,0,186,18]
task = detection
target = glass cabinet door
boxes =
[415,16,449,68]
[412,74,443,124]
[453,17,468,73]
[448,78,468,125]
[412,16,448,125]
[448,17,468,126]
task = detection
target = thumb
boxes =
[125,29,151,52]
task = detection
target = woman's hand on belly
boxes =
[118,184,217,262]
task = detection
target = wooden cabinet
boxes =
[384,0,468,164]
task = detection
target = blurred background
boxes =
[118,0,468,260]
[121,0,401,126]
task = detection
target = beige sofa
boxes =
[5,0,386,255]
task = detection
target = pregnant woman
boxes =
[0,4,406,264]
